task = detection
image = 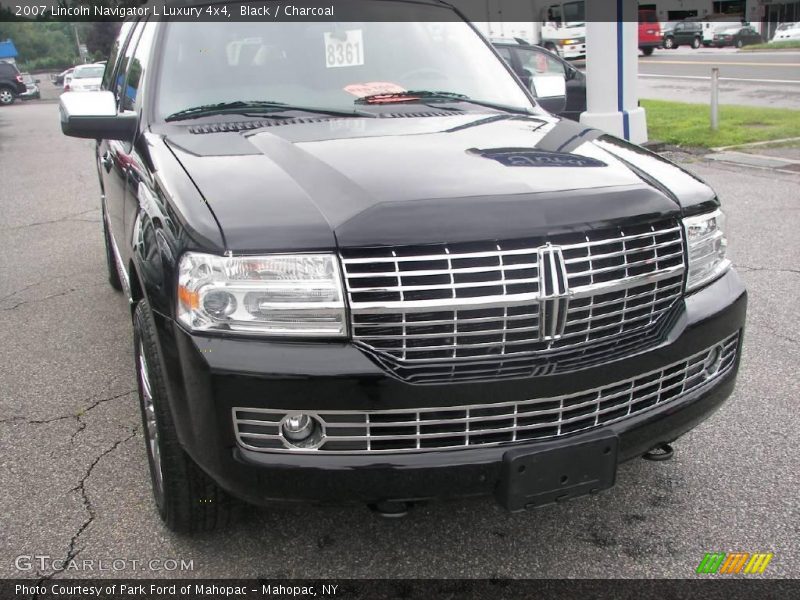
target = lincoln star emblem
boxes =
[537,244,570,340]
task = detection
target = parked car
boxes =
[638,9,662,56]
[0,61,27,106]
[64,63,105,92]
[713,25,763,48]
[699,20,743,46]
[60,3,746,533]
[771,22,800,43]
[19,73,41,100]
[493,38,585,121]
[662,20,703,49]
[53,67,73,86]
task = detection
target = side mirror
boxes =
[59,90,137,140]
[531,73,567,115]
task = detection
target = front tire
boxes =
[133,300,242,533]
[691,37,701,49]
[641,47,655,56]
[0,87,15,106]
[664,37,675,49]
[736,39,744,48]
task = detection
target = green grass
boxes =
[641,99,800,148]
[740,40,800,51]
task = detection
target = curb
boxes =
[711,137,800,152]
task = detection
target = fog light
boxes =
[703,345,724,377]
[282,413,314,441]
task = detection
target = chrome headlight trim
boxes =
[682,208,730,293]
[177,252,347,338]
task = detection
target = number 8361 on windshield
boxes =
[325,30,365,68]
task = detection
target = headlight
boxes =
[177,252,347,337]
[682,209,730,292]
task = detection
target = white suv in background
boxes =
[64,63,105,92]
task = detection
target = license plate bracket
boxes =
[496,434,619,512]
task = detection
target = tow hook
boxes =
[643,443,675,462]
[369,500,411,518]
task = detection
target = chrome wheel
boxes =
[0,89,13,105]
[139,342,164,499]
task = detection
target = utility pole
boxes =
[72,23,86,63]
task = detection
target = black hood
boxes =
[163,113,716,252]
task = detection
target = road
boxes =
[576,48,800,109]
[640,47,800,82]
[1,101,799,580]
[639,48,800,109]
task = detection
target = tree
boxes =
[0,21,78,70]
[84,21,121,61]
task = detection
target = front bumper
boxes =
[639,41,661,49]
[153,269,746,506]
[558,44,586,59]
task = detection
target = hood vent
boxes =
[187,111,462,134]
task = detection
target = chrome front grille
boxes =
[233,332,739,454]
[341,220,686,383]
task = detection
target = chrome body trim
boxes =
[340,220,686,382]
[233,332,739,454]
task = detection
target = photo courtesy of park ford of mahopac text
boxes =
[1,0,799,598]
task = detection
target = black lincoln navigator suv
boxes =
[60,1,746,532]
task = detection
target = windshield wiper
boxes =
[165,100,373,122]
[354,91,536,115]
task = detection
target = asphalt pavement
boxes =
[639,47,800,82]
[1,100,798,580]
[575,47,800,109]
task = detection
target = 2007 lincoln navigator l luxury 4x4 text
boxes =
[60,1,746,532]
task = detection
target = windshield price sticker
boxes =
[324,30,365,68]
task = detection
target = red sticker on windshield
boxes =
[344,82,407,98]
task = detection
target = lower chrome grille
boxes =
[233,332,739,454]
[341,219,686,383]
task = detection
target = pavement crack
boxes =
[0,287,78,311]
[37,429,138,583]
[737,265,800,276]
[0,270,93,304]
[1,209,99,232]
[751,322,799,346]
[1,281,107,311]
[0,388,136,428]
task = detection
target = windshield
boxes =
[156,3,534,120]
[73,66,104,79]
